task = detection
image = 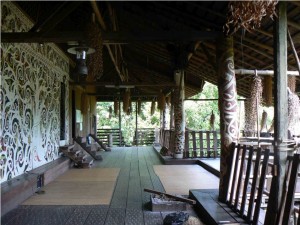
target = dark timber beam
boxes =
[103,30,221,43]
[29,2,83,33]
[70,82,176,87]
[265,2,289,225]
[1,31,86,43]
[1,31,221,43]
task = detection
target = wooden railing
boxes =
[96,128,124,147]
[159,129,221,158]
[133,128,155,146]
[185,130,220,158]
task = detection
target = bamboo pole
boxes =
[235,69,299,76]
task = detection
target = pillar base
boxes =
[174,152,183,159]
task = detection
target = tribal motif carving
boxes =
[0,2,69,182]
[174,71,185,154]
[219,59,238,146]
[217,37,238,201]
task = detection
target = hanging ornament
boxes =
[137,98,142,115]
[209,111,215,131]
[114,98,119,116]
[260,110,268,133]
[224,0,278,35]
[123,89,130,112]
[244,75,262,136]
[151,100,156,116]
[108,106,112,119]
[264,76,273,107]
[157,90,166,111]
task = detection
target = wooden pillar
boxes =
[216,36,239,202]
[118,98,122,146]
[135,101,138,145]
[162,108,165,129]
[170,92,175,129]
[162,107,167,130]
[174,70,185,155]
[160,109,165,130]
[265,2,289,224]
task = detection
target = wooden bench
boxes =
[190,143,300,225]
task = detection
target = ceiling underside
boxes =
[4,1,300,101]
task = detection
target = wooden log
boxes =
[144,188,196,205]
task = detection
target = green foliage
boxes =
[96,101,160,144]
[185,82,220,131]
[96,83,223,144]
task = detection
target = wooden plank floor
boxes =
[1,146,200,225]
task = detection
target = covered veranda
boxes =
[1,1,300,225]
[1,146,218,225]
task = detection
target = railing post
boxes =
[184,130,190,158]
[199,131,204,157]
[206,131,211,158]
[213,131,218,158]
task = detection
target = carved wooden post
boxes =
[174,70,185,157]
[170,92,175,130]
[216,36,239,202]
[160,107,167,130]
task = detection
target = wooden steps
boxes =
[89,133,111,151]
[59,145,93,168]
[74,137,103,160]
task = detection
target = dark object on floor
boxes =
[163,212,189,225]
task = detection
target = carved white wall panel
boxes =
[0,2,70,182]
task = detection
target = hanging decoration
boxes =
[86,20,103,80]
[268,118,274,133]
[288,88,300,136]
[128,98,132,115]
[123,89,130,112]
[157,90,166,111]
[137,98,142,115]
[166,95,171,107]
[151,99,156,116]
[114,98,119,116]
[288,76,296,93]
[108,106,113,119]
[81,93,87,114]
[209,111,215,131]
[264,76,273,106]
[244,75,262,136]
[260,110,268,132]
[224,0,278,35]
